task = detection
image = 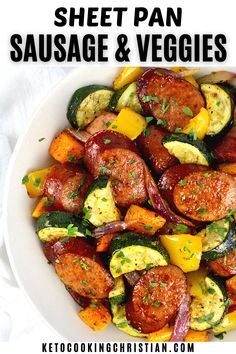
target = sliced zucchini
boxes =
[108,82,142,113]
[190,275,228,331]
[200,84,234,141]
[83,176,120,227]
[109,276,126,305]
[111,303,146,337]
[162,133,216,166]
[35,211,89,242]
[109,232,169,278]
[197,219,236,261]
[67,85,114,129]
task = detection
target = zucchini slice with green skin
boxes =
[197,219,236,261]
[200,84,234,141]
[35,211,89,242]
[67,85,114,129]
[109,276,126,306]
[111,303,146,337]
[190,274,228,331]
[162,133,216,167]
[108,82,142,113]
[109,232,169,278]
[83,176,120,227]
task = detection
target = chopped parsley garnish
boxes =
[104,138,111,145]
[111,179,118,186]
[129,159,136,164]
[90,301,99,308]
[142,127,150,137]
[38,137,45,142]
[109,159,115,165]
[111,124,117,129]
[142,95,159,103]
[196,208,208,214]
[178,180,187,186]
[80,260,90,270]
[154,71,163,76]
[59,237,69,244]
[153,301,160,307]
[73,256,79,264]
[68,154,76,162]
[199,280,206,294]
[176,224,188,233]
[42,196,55,207]
[143,297,149,305]
[145,116,154,123]
[145,263,152,270]
[181,194,186,201]
[67,224,78,236]
[196,312,215,323]
[161,97,169,114]
[182,106,193,117]
[150,282,158,288]
[22,175,29,184]
[183,245,192,254]
[214,332,227,340]
[207,222,226,239]
[85,229,92,236]
[207,288,216,294]
[81,280,88,286]
[117,320,130,328]
[68,191,79,199]
[129,171,137,179]
[33,177,41,187]
[156,118,167,128]
[175,127,182,133]
[103,121,111,127]
[101,197,108,202]
[98,165,110,174]
[227,209,236,220]
[83,206,91,219]
[188,128,197,141]
[216,101,221,107]
[144,225,153,231]
[160,281,167,287]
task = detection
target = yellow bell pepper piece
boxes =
[171,66,199,88]
[107,108,147,140]
[182,108,210,140]
[186,267,208,297]
[212,310,236,335]
[23,167,52,198]
[113,67,144,91]
[160,234,202,272]
[146,326,209,342]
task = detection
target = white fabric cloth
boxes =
[0,66,72,341]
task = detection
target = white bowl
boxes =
[4,66,236,341]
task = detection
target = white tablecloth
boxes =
[0,66,72,341]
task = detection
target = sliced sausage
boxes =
[137,68,205,132]
[207,249,236,277]
[158,164,208,210]
[136,125,178,175]
[214,137,236,163]
[85,112,116,135]
[125,265,187,333]
[44,238,114,298]
[84,130,138,175]
[44,164,92,213]
[95,148,148,207]
[226,275,236,294]
[173,171,236,221]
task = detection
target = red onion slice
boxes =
[93,221,136,238]
[67,128,91,143]
[144,169,195,227]
[124,271,141,287]
[197,71,236,85]
[170,290,191,342]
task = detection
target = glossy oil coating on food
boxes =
[207,249,236,277]
[125,265,187,333]
[173,171,236,221]
[44,164,92,213]
[137,68,205,132]
[44,238,114,298]
[137,125,178,175]
[158,164,208,210]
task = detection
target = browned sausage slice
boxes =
[125,265,187,333]
[44,238,114,298]
[95,148,148,207]
[85,112,116,135]
[137,68,205,132]
[136,125,178,175]
[158,164,208,210]
[173,171,236,221]
[214,137,236,163]
[44,164,92,213]
[207,249,236,277]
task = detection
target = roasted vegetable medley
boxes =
[22,67,236,341]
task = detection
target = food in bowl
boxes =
[22,66,236,342]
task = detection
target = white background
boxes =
[0,0,236,353]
